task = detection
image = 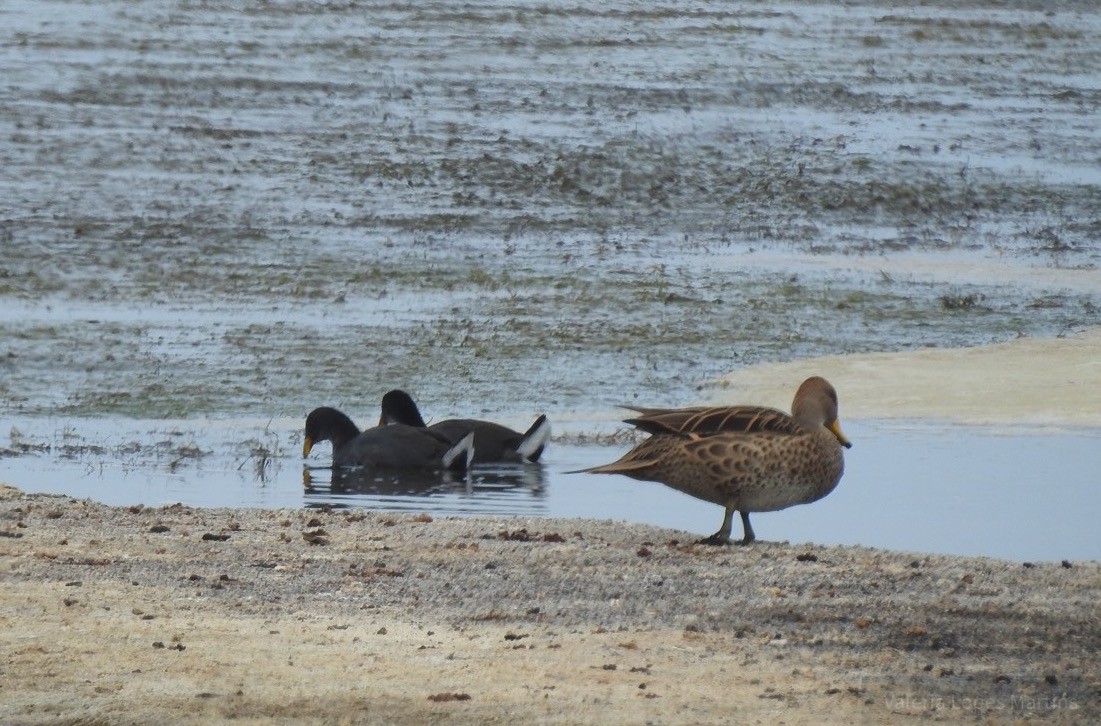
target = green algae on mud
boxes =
[2,258,1095,419]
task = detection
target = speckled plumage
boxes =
[582,376,851,545]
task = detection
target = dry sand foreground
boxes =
[1,481,1098,725]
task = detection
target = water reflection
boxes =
[2,421,1099,561]
[301,463,547,513]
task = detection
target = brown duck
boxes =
[579,376,851,545]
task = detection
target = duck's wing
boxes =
[622,405,802,437]
[578,430,763,485]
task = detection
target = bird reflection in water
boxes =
[302,464,547,512]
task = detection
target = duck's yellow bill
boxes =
[302,436,314,458]
[828,420,852,449]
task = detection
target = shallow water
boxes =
[2,419,1096,563]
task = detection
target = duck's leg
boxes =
[696,505,735,546]
[734,511,756,545]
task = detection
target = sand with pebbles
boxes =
[2,477,1098,725]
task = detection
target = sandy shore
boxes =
[2,481,1098,725]
[712,327,1101,428]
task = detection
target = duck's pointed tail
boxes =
[515,414,551,463]
[441,431,475,473]
[566,457,655,475]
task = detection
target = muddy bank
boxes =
[1,483,1098,724]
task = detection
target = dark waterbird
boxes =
[575,376,851,545]
[379,390,550,464]
[303,406,473,472]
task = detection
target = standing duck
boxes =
[303,406,473,472]
[578,376,851,545]
[379,390,550,464]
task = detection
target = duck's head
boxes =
[792,376,852,449]
[379,389,428,427]
[303,407,360,457]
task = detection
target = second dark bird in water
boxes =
[379,390,550,464]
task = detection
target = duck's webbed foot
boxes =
[695,532,732,546]
[695,506,737,546]
[698,511,756,545]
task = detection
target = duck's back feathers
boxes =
[623,405,804,437]
[333,424,460,470]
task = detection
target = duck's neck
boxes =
[325,411,362,451]
[792,401,829,435]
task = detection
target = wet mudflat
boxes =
[2,0,1099,420]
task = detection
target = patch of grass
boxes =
[940,293,984,311]
[238,426,282,482]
